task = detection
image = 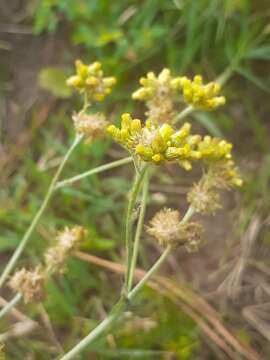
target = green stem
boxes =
[59,246,171,360]
[59,206,195,360]
[173,105,194,125]
[55,156,132,190]
[0,134,83,289]
[215,66,234,87]
[124,165,148,292]
[127,171,150,292]
[128,245,171,299]
[182,206,195,224]
[0,293,22,319]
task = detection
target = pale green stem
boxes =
[59,305,122,360]
[215,66,234,87]
[173,105,194,125]
[0,134,83,289]
[124,165,148,292]
[59,206,195,360]
[182,206,195,224]
[127,171,150,292]
[55,156,133,190]
[0,293,22,319]
[59,246,171,360]
[128,245,172,299]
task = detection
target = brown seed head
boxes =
[9,267,46,303]
[73,112,108,143]
[147,208,203,251]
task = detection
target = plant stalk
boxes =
[124,165,148,292]
[0,293,22,319]
[127,171,150,291]
[173,105,194,125]
[55,156,132,190]
[0,134,83,289]
[59,246,171,360]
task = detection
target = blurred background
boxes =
[0,0,270,359]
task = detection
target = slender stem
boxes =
[59,206,195,360]
[59,309,120,360]
[127,171,150,292]
[182,206,195,224]
[215,66,234,87]
[128,245,172,299]
[0,134,83,289]
[0,293,22,319]
[173,105,194,125]
[55,156,133,190]
[124,165,148,292]
[59,246,171,360]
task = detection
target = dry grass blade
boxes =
[218,215,261,300]
[75,251,259,360]
[243,302,270,342]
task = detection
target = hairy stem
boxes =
[0,134,82,289]
[124,165,148,292]
[0,293,22,319]
[127,171,150,291]
[55,156,133,189]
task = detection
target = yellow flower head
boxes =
[179,75,225,110]
[132,69,183,124]
[67,60,116,102]
[197,136,232,162]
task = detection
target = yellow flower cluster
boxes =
[67,60,116,102]
[179,75,225,110]
[132,69,181,101]
[107,113,202,170]
[197,136,232,162]
[107,113,242,186]
[132,69,181,124]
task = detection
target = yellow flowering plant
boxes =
[0,60,243,360]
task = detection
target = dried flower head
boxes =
[9,267,46,303]
[67,60,116,102]
[73,112,108,143]
[132,69,182,124]
[45,226,86,274]
[187,181,221,214]
[179,75,225,110]
[182,222,204,253]
[147,208,203,251]
[147,208,182,246]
